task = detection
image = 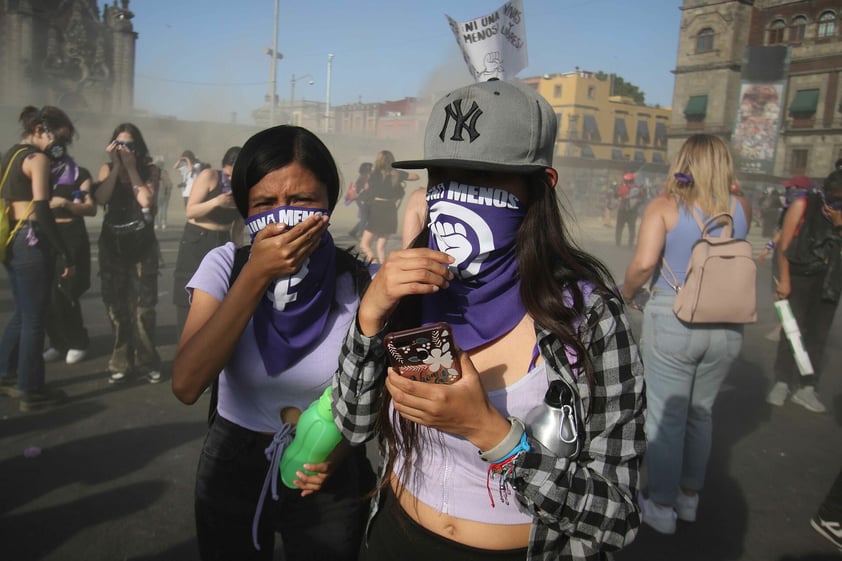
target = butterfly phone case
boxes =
[383,322,461,384]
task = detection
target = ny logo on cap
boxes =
[439,100,483,143]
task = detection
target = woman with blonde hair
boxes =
[621,134,752,534]
[359,150,418,264]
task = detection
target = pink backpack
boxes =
[661,200,757,324]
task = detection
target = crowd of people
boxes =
[1,89,841,560]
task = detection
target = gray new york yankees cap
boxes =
[393,79,557,174]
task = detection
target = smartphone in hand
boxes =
[384,322,461,384]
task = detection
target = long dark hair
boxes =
[109,123,152,183]
[379,169,620,496]
[19,105,76,142]
[231,125,340,218]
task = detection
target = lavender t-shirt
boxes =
[187,242,358,434]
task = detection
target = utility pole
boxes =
[268,0,280,126]
[325,53,334,133]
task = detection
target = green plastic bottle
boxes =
[280,386,342,489]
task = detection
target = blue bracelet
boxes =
[493,430,531,465]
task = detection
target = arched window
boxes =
[790,15,807,42]
[817,11,836,39]
[767,19,786,44]
[696,28,714,53]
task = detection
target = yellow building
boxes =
[524,71,672,167]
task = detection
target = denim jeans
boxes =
[642,290,743,505]
[0,225,54,391]
[195,416,375,561]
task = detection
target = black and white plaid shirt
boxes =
[332,291,646,561]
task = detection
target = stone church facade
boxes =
[0,0,136,115]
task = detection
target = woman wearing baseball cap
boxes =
[332,79,645,561]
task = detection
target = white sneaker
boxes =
[791,386,826,413]
[675,493,699,522]
[146,370,162,384]
[766,382,789,407]
[65,349,87,364]
[43,347,62,362]
[639,495,677,534]
[108,372,127,384]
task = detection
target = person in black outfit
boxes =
[615,172,643,246]
[43,154,97,365]
[347,162,373,239]
[172,146,242,340]
[359,150,418,263]
[766,170,842,413]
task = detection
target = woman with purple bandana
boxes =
[172,125,375,561]
[171,146,243,341]
[43,153,97,365]
[333,80,646,561]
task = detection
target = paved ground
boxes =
[1,199,841,561]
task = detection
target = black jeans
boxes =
[774,273,840,387]
[195,416,375,561]
[615,208,638,246]
[818,468,842,521]
[172,223,231,339]
[46,220,91,352]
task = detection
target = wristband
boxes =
[765,240,775,250]
[479,417,526,463]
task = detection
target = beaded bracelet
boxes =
[478,417,525,463]
[486,431,530,508]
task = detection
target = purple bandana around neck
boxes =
[421,181,527,351]
[51,157,79,186]
[219,171,232,194]
[244,206,336,375]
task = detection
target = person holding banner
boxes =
[333,79,645,561]
[171,125,374,561]
[766,169,842,413]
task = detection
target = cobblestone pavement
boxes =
[1,201,840,561]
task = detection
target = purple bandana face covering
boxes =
[245,206,328,244]
[421,181,527,350]
[244,206,336,375]
[219,171,232,194]
[51,157,79,187]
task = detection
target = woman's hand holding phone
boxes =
[385,344,510,449]
[384,322,461,384]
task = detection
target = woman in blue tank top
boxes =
[621,134,752,534]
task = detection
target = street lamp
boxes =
[290,73,315,107]
[325,53,334,133]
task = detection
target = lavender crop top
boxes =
[187,242,358,434]
[393,362,550,525]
